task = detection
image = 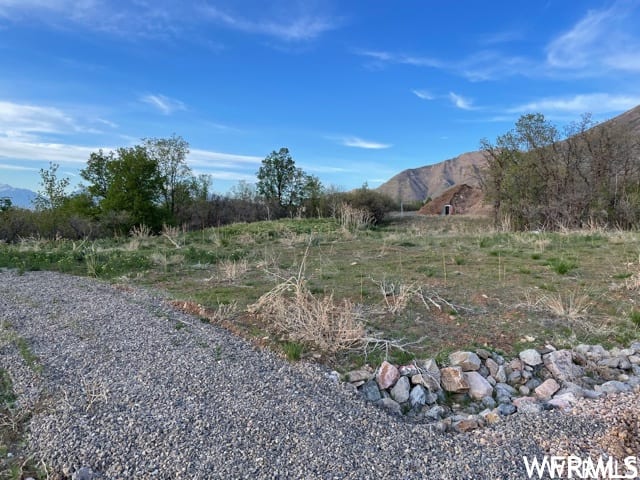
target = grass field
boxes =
[1,215,639,371]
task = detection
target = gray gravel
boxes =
[0,270,614,479]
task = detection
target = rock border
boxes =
[345,341,640,432]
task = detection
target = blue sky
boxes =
[1,0,640,194]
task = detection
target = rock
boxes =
[525,378,541,390]
[376,361,400,390]
[409,385,427,408]
[478,365,490,378]
[464,371,493,400]
[519,386,530,396]
[454,418,480,432]
[544,349,584,382]
[487,376,496,386]
[495,366,507,383]
[535,378,560,399]
[596,380,632,394]
[424,391,439,405]
[486,358,499,378]
[509,358,523,371]
[628,355,640,365]
[359,379,382,402]
[513,396,542,414]
[398,364,419,376]
[495,383,517,397]
[481,396,496,409]
[390,376,410,403]
[581,389,605,399]
[425,405,447,420]
[519,349,542,367]
[72,467,96,480]
[498,403,516,416]
[377,397,402,415]
[346,368,373,383]
[440,367,469,393]
[630,341,640,354]
[507,370,522,385]
[449,351,482,371]
[411,373,441,392]
[480,409,501,424]
[476,348,491,360]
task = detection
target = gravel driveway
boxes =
[0,270,621,479]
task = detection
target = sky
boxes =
[1,0,640,195]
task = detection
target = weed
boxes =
[282,341,305,361]
[630,310,640,327]
[547,257,578,275]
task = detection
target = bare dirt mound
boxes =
[418,183,489,216]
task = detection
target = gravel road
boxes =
[1,270,637,479]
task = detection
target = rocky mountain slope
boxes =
[377,104,640,204]
[376,151,486,203]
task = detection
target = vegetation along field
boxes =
[1,214,639,371]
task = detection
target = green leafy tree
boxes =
[101,146,164,228]
[33,162,70,211]
[0,197,11,212]
[143,134,191,218]
[256,147,320,211]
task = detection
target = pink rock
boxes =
[535,378,560,399]
[376,361,400,390]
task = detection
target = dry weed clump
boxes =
[248,274,365,354]
[338,202,374,232]
[216,259,249,283]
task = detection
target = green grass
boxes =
[1,216,639,371]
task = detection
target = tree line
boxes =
[0,138,396,242]
[480,112,640,230]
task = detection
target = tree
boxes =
[0,197,11,212]
[101,146,164,228]
[33,162,70,211]
[143,134,191,218]
[81,149,115,200]
[256,147,320,211]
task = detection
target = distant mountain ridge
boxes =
[376,151,486,203]
[0,184,37,209]
[377,104,640,204]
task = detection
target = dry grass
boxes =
[523,290,592,321]
[248,253,365,354]
[372,278,421,314]
[338,203,374,232]
[130,223,153,238]
[216,259,249,283]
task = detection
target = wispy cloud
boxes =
[0,163,39,172]
[189,149,262,168]
[0,100,77,138]
[508,93,640,116]
[340,136,392,150]
[412,89,435,100]
[449,92,474,110]
[141,94,186,115]
[0,137,98,164]
[200,4,339,42]
[546,1,640,74]
[356,49,442,69]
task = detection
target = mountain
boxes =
[0,184,37,209]
[377,104,640,204]
[376,151,486,203]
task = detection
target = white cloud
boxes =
[0,162,39,172]
[546,1,640,74]
[509,93,640,115]
[201,5,338,42]
[140,94,186,115]
[188,148,262,168]
[356,49,442,69]
[449,92,474,110]
[340,136,392,149]
[0,100,77,138]
[0,137,98,164]
[412,89,434,100]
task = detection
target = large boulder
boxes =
[440,367,469,393]
[519,349,542,367]
[449,351,482,371]
[376,361,400,390]
[543,350,584,382]
[464,371,494,400]
[390,376,411,403]
[534,378,560,399]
